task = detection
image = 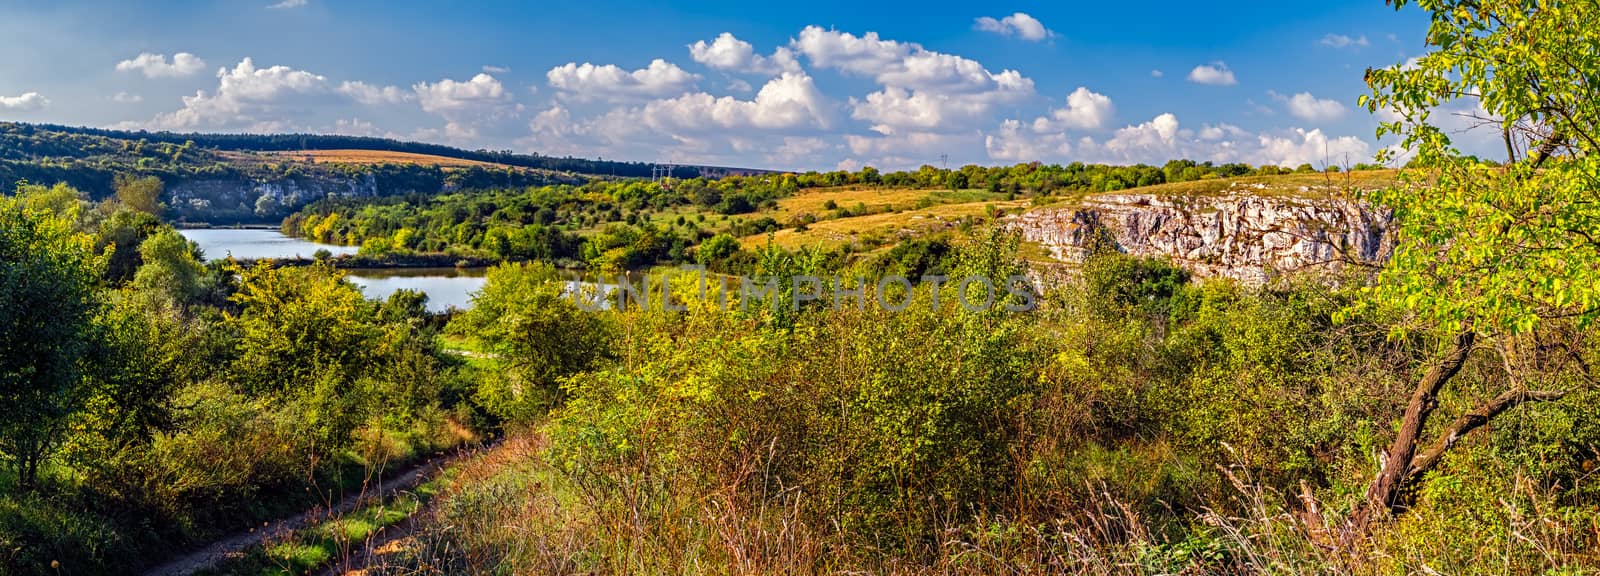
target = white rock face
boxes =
[1010,190,1393,284]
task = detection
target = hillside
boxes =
[245,149,528,169]
[0,122,773,223]
[10,123,773,179]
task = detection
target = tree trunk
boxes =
[1346,330,1476,531]
[1342,330,1568,540]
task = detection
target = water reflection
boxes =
[345,268,489,313]
[178,228,358,261]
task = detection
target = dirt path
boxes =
[322,434,538,576]
[141,444,485,576]
[316,504,425,576]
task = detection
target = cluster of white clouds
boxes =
[689,33,800,75]
[547,60,698,102]
[988,109,1371,168]
[83,15,1393,170]
[1187,62,1237,86]
[973,13,1053,41]
[1,92,50,111]
[116,52,207,78]
[1270,90,1347,122]
[113,55,511,143]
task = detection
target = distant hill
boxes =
[6,123,772,179]
[0,122,774,223]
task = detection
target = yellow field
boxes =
[740,198,1029,250]
[1092,169,1401,199]
[252,149,515,169]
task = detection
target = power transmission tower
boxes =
[939,154,949,170]
[652,163,676,189]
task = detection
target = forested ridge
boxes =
[3,122,744,179]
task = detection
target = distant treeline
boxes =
[6,122,722,179]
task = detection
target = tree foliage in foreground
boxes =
[1346,0,1600,531]
[0,196,103,488]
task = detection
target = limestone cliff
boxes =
[1009,183,1393,284]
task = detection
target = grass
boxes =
[1036,170,1401,208]
[193,478,437,576]
[740,198,1028,250]
[764,186,1011,223]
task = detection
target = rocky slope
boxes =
[1010,183,1394,284]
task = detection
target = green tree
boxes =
[114,174,164,216]
[945,171,969,191]
[0,200,104,489]
[130,228,204,306]
[230,263,378,451]
[80,295,203,457]
[95,208,163,285]
[449,262,611,423]
[1346,0,1600,530]
[13,182,86,220]
[695,233,740,266]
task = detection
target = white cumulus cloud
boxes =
[546,59,698,101]
[792,26,1034,136]
[414,73,510,113]
[339,81,411,105]
[1272,90,1347,122]
[973,12,1054,41]
[1187,62,1237,86]
[138,58,330,130]
[116,52,207,78]
[1034,86,1114,131]
[688,33,800,75]
[126,58,429,133]
[0,92,49,111]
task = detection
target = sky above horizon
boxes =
[0,0,1482,171]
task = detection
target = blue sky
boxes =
[0,0,1451,171]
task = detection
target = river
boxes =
[179,229,486,312]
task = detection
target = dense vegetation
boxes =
[3,1,1597,574]
[0,180,495,575]
[314,1,1600,573]
[355,228,1599,574]
[281,159,1357,273]
[11,123,718,179]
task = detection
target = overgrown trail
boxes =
[140,443,490,576]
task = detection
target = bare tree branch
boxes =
[1405,388,1566,479]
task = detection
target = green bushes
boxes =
[0,184,476,576]
[448,262,613,425]
[392,231,1599,574]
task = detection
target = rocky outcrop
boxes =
[1010,186,1393,284]
[167,174,382,223]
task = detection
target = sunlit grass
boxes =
[740,198,1028,250]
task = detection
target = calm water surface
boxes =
[179,228,359,260]
[180,229,486,311]
[345,268,487,312]
[178,229,614,312]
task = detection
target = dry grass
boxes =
[766,186,950,221]
[375,428,1600,576]
[740,198,1029,250]
[1034,170,1403,209]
